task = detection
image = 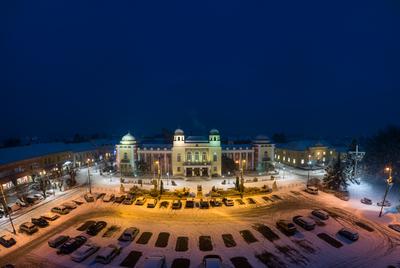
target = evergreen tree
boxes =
[323,154,356,191]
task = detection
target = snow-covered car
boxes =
[20,222,39,235]
[147,199,157,208]
[172,200,182,209]
[123,196,134,205]
[57,236,87,254]
[7,203,21,213]
[118,227,140,241]
[0,235,16,248]
[223,198,234,206]
[62,202,77,210]
[135,197,146,205]
[203,255,222,268]
[305,186,318,195]
[48,235,69,248]
[84,193,95,202]
[143,255,166,268]
[95,244,121,264]
[360,198,372,205]
[377,200,391,207]
[102,194,115,202]
[311,209,329,220]
[51,205,70,215]
[293,216,316,230]
[71,242,99,262]
[32,217,49,227]
[33,193,44,200]
[338,228,359,241]
[276,220,297,235]
[26,195,42,204]
[41,213,60,221]
[388,224,400,233]
[73,198,85,205]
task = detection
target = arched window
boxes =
[195,151,199,161]
[187,152,192,162]
[202,152,207,161]
[124,153,128,160]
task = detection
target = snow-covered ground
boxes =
[0,166,399,268]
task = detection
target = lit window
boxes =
[323,151,326,155]
[330,151,333,155]
[288,157,290,162]
[323,157,325,162]
[301,159,304,164]
[195,151,199,161]
[293,159,296,164]
[187,152,192,162]
[317,152,320,156]
[202,152,207,161]
[277,155,280,160]
[283,156,286,161]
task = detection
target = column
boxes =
[245,152,249,171]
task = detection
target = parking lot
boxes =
[1,188,400,267]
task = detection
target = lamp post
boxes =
[0,184,16,234]
[307,160,312,186]
[87,158,92,194]
[379,167,393,217]
[155,160,160,191]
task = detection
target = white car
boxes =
[62,202,77,210]
[147,199,157,208]
[41,213,60,221]
[95,244,121,264]
[71,242,99,262]
[305,186,318,195]
[135,197,146,205]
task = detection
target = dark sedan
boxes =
[57,236,87,254]
[87,221,107,236]
[32,217,49,227]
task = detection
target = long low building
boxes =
[0,140,114,190]
[116,129,275,177]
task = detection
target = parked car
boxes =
[123,196,134,205]
[95,244,121,264]
[103,194,115,202]
[159,201,169,208]
[71,242,100,262]
[209,199,221,207]
[338,228,359,241]
[0,235,16,248]
[223,198,234,206]
[33,193,44,200]
[20,222,39,234]
[41,213,60,221]
[276,220,297,235]
[185,199,195,208]
[147,199,157,208]
[84,193,95,202]
[293,216,316,230]
[48,235,70,248]
[87,221,107,236]
[360,197,372,205]
[114,195,126,203]
[203,255,222,268]
[377,200,391,207]
[62,202,77,210]
[200,200,210,209]
[305,186,318,195]
[135,197,146,205]
[388,224,400,233]
[32,217,49,227]
[95,193,106,200]
[57,236,87,254]
[172,200,182,209]
[15,199,28,207]
[51,206,70,215]
[311,209,330,220]
[143,255,166,268]
[118,227,140,241]
[7,203,21,213]
[26,195,42,204]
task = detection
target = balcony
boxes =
[183,161,211,166]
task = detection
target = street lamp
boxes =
[87,158,92,194]
[307,160,312,186]
[379,166,393,217]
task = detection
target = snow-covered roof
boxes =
[185,136,208,143]
[277,140,331,151]
[139,143,172,150]
[0,139,114,165]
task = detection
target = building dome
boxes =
[209,129,219,135]
[174,128,184,135]
[121,132,136,145]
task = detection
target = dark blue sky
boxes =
[1,0,399,139]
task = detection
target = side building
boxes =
[116,129,275,177]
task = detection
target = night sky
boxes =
[1,0,400,140]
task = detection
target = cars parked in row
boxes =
[19,222,39,234]
[118,227,140,241]
[87,221,107,236]
[62,202,77,210]
[172,200,182,209]
[377,200,391,207]
[223,198,234,206]
[95,244,121,264]
[0,235,16,248]
[41,213,60,221]
[103,194,115,202]
[48,235,70,248]
[114,195,126,203]
[71,242,100,262]
[200,200,210,209]
[147,199,157,208]
[57,236,87,254]
[293,215,316,230]
[123,195,135,205]
[84,193,95,203]
[185,199,194,208]
[210,199,222,207]
[338,228,359,241]
[135,197,146,206]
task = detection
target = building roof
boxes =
[277,140,331,151]
[174,128,184,135]
[0,140,114,166]
[185,136,209,143]
[209,129,219,135]
[139,143,172,150]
